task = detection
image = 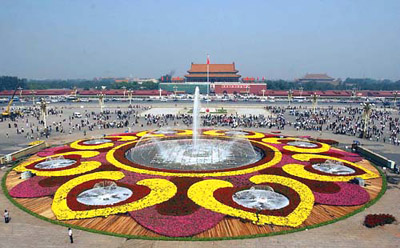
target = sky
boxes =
[0,0,399,80]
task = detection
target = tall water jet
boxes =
[193,86,200,151]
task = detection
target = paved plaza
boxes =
[0,101,399,247]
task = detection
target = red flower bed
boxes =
[364,214,396,228]
[37,146,77,157]
[10,176,59,198]
[313,182,370,206]
[130,206,225,237]
[156,177,202,216]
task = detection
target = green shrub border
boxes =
[1,161,387,241]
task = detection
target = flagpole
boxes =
[207,54,210,101]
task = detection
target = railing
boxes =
[355,145,396,169]
[0,141,48,165]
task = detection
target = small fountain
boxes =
[34,156,75,170]
[76,181,132,206]
[232,186,290,210]
[312,160,355,175]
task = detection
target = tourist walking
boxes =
[4,209,9,223]
[68,227,73,243]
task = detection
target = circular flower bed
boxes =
[3,129,383,240]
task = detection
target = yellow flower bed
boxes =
[52,171,177,220]
[262,137,330,153]
[283,154,379,181]
[203,130,265,139]
[187,175,314,227]
[14,151,100,176]
[28,140,44,146]
[70,140,114,150]
[104,135,138,141]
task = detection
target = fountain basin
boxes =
[126,137,264,171]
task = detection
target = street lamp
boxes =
[312,92,319,114]
[30,90,36,105]
[361,101,374,138]
[40,98,47,129]
[288,89,293,106]
[159,88,163,99]
[299,87,304,97]
[122,86,127,99]
[98,86,106,113]
[17,87,23,107]
[127,89,133,105]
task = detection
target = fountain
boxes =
[192,86,200,152]
[125,86,264,171]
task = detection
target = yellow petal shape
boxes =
[285,154,379,181]
[187,176,314,227]
[105,135,138,141]
[52,171,177,220]
[70,139,114,150]
[14,151,100,176]
[203,130,265,139]
[262,137,330,153]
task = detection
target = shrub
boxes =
[364,214,396,228]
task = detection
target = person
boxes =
[4,210,9,223]
[68,227,73,243]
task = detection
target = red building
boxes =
[212,83,267,95]
[185,63,241,82]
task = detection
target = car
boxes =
[73,112,82,118]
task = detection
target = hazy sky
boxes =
[1,0,399,80]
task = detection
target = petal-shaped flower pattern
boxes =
[52,171,177,220]
[187,176,314,227]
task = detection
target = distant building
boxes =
[212,83,266,95]
[296,73,340,85]
[185,63,241,82]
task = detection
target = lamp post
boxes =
[288,89,293,106]
[362,101,373,138]
[312,92,319,114]
[261,89,266,101]
[40,98,47,129]
[159,88,163,99]
[98,86,106,113]
[122,86,126,99]
[299,87,303,97]
[18,87,23,107]
[127,90,133,106]
[394,91,398,108]
[30,90,36,105]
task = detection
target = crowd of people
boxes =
[1,104,399,147]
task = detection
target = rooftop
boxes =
[188,63,238,73]
[301,73,334,80]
